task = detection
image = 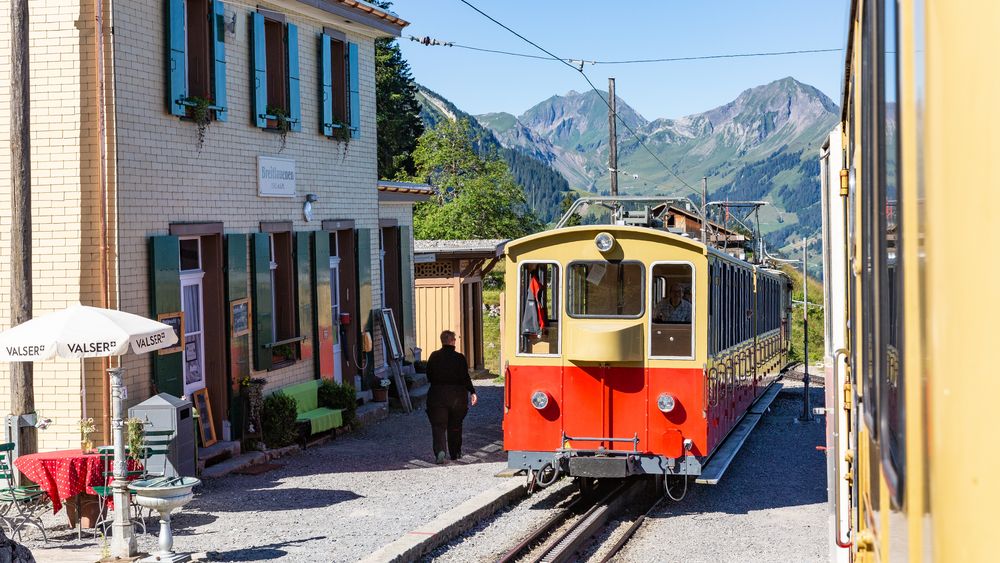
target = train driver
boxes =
[654,283,692,323]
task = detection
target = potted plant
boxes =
[185,96,214,151]
[271,343,296,365]
[79,417,96,453]
[126,417,146,462]
[266,105,293,151]
[372,377,390,402]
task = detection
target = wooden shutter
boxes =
[251,12,267,128]
[211,0,228,121]
[251,233,272,371]
[347,42,360,139]
[150,236,183,396]
[295,232,313,361]
[399,226,416,361]
[225,234,249,439]
[356,228,373,380]
[312,232,334,379]
[287,23,302,132]
[320,34,333,137]
[167,0,187,116]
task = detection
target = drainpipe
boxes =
[94,0,112,445]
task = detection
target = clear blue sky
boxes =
[393,1,848,120]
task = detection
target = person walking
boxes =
[425,330,478,463]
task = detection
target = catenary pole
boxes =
[9,0,37,458]
[800,237,813,421]
[608,78,618,198]
[701,177,708,245]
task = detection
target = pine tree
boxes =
[373,1,423,179]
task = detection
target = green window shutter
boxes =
[287,23,302,132]
[355,228,373,381]
[149,236,183,397]
[167,0,187,117]
[320,34,333,137]
[251,12,267,128]
[399,226,415,361]
[347,42,360,139]
[225,234,249,439]
[251,233,272,371]
[311,232,333,379]
[295,232,313,361]
[211,1,228,121]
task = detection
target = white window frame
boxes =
[647,260,697,360]
[515,260,562,358]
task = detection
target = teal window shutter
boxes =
[347,42,360,139]
[225,234,249,438]
[167,0,187,117]
[320,34,333,136]
[211,1,228,121]
[355,228,373,381]
[150,236,183,396]
[287,23,301,132]
[399,226,416,361]
[251,12,267,128]
[295,232,313,360]
[251,233,273,371]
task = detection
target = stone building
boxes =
[0,0,413,455]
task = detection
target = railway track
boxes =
[498,477,662,563]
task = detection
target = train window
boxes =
[567,261,644,318]
[518,262,560,355]
[878,0,904,506]
[649,263,694,358]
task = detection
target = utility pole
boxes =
[608,78,618,197]
[9,0,36,458]
[799,237,813,422]
[701,177,708,246]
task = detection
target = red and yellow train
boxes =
[501,206,792,485]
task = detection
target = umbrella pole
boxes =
[109,366,136,557]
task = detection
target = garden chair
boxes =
[92,446,148,538]
[0,442,48,542]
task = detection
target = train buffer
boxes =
[696,382,784,485]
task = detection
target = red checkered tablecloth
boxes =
[14,449,109,513]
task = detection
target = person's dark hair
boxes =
[440,330,456,345]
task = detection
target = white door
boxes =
[180,273,206,397]
[330,252,344,384]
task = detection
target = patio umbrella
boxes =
[0,304,178,557]
[0,304,177,361]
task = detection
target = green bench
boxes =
[275,380,343,435]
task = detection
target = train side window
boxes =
[567,261,644,318]
[518,262,560,355]
[878,0,904,506]
[649,262,694,358]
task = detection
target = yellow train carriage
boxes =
[824,1,1000,561]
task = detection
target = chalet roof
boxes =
[377,181,435,203]
[665,206,743,237]
[414,239,506,258]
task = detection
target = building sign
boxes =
[413,254,436,264]
[258,156,296,197]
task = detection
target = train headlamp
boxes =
[530,390,549,410]
[657,393,676,413]
[594,232,615,252]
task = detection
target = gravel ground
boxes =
[618,380,827,563]
[20,382,509,562]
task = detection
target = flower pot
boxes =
[372,388,388,402]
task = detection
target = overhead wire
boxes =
[454,0,703,198]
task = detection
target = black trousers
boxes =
[426,390,469,459]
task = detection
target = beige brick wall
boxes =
[0,0,402,449]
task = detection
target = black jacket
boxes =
[425,345,475,407]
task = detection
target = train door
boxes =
[564,261,645,452]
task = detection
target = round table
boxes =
[14,449,107,514]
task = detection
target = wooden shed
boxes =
[414,240,504,375]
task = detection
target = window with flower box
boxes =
[251,10,301,132]
[167,0,228,121]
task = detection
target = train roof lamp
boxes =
[594,232,616,252]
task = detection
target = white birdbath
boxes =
[129,477,201,563]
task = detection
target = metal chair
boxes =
[0,442,48,542]
[92,446,148,538]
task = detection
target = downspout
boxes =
[95,0,112,445]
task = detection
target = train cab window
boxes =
[567,261,644,318]
[649,263,694,358]
[518,262,560,355]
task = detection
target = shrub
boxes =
[261,393,298,449]
[318,380,357,428]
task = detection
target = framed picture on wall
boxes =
[157,312,185,355]
[230,298,251,338]
[191,388,217,448]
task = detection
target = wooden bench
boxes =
[274,380,343,436]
